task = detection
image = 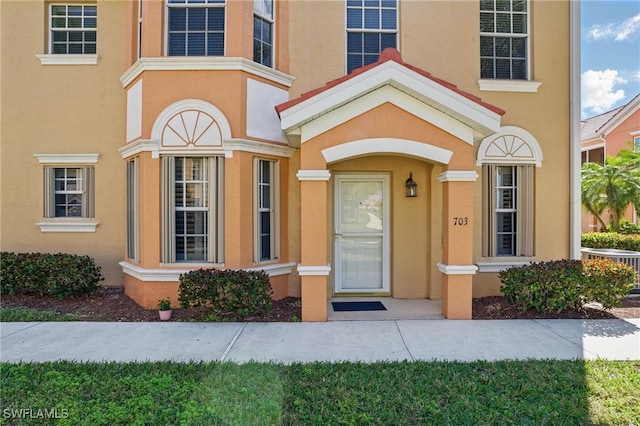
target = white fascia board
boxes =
[280,71,390,132]
[389,66,502,135]
[120,57,295,88]
[301,86,474,144]
[225,139,295,158]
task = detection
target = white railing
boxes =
[581,248,640,292]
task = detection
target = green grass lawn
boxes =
[1,360,639,425]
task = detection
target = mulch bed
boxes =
[1,287,639,321]
[0,287,302,322]
[472,295,640,320]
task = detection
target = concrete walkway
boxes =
[2,318,639,363]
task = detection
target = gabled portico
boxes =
[278,48,504,321]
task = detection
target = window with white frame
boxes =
[346,0,397,74]
[480,0,528,80]
[483,165,534,257]
[137,0,143,59]
[161,156,224,263]
[126,158,140,261]
[477,127,542,261]
[254,158,279,262]
[167,0,225,56]
[634,136,640,152]
[254,0,274,67]
[45,166,95,218]
[50,4,97,54]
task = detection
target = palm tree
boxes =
[581,150,640,232]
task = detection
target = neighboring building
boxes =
[0,0,582,320]
[581,93,640,232]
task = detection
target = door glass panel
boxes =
[340,181,383,233]
[340,236,383,290]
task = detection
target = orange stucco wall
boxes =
[0,0,128,287]
[1,0,574,321]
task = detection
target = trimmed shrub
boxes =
[0,252,102,298]
[581,232,640,252]
[178,269,272,320]
[607,220,640,235]
[582,259,636,309]
[499,259,634,313]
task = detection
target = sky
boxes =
[581,0,640,119]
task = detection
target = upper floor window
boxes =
[50,4,97,54]
[480,0,528,80]
[346,0,397,74]
[167,0,225,56]
[254,0,274,67]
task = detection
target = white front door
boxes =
[334,174,390,294]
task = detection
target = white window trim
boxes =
[345,0,399,74]
[164,0,226,57]
[126,157,140,261]
[161,156,225,264]
[479,0,531,81]
[253,157,280,264]
[476,259,534,272]
[34,153,100,164]
[47,3,97,56]
[478,79,542,93]
[481,164,534,259]
[36,54,99,65]
[254,0,275,68]
[36,218,99,233]
[35,153,100,232]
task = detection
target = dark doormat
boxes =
[331,301,387,312]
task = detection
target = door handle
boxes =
[334,229,343,241]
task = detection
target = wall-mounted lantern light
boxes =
[405,172,417,197]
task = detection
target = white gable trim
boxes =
[322,138,453,165]
[301,86,475,144]
[280,60,501,141]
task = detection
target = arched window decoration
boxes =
[151,99,232,152]
[477,126,543,167]
[162,110,221,148]
[477,126,542,260]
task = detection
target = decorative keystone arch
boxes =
[476,126,543,167]
[151,99,232,151]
